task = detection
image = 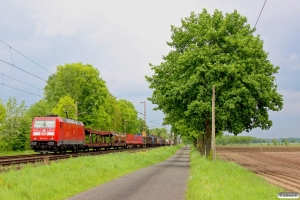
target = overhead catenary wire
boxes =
[0,72,42,90]
[150,120,163,127]
[0,39,53,75]
[0,72,42,97]
[0,58,47,82]
[255,0,267,28]
[0,83,41,97]
[9,47,14,66]
[0,39,50,97]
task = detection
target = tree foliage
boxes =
[146,9,283,156]
[26,99,51,121]
[216,135,253,145]
[149,127,168,138]
[52,95,76,119]
[44,63,109,128]
[43,62,143,132]
[283,138,289,146]
[0,97,30,150]
[0,99,6,130]
[118,99,139,133]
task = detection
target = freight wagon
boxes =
[84,129,143,150]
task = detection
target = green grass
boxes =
[186,147,284,200]
[0,150,37,156]
[0,145,181,200]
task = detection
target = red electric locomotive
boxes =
[30,116,85,153]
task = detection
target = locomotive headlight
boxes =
[50,137,53,140]
[34,138,37,140]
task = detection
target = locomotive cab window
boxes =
[34,120,56,128]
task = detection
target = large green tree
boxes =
[26,99,51,120]
[118,99,139,133]
[146,9,283,156]
[44,63,109,128]
[97,93,120,131]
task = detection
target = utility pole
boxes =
[144,101,146,134]
[75,102,78,120]
[212,86,216,161]
[141,101,146,148]
[64,106,69,119]
[124,120,126,136]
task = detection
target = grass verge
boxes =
[0,145,181,200]
[186,147,284,200]
[0,150,36,157]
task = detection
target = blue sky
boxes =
[0,0,299,138]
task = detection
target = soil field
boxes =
[217,146,300,193]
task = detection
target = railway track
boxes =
[218,148,300,193]
[0,147,150,168]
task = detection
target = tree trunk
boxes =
[174,133,177,145]
[200,134,206,156]
[197,133,205,155]
[193,138,197,148]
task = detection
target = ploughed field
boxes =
[217,146,300,193]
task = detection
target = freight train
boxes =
[30,116,172,154]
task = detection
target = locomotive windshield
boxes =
[34,120,55,128]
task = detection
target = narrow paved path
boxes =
[67,146,190,200]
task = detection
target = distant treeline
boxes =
[216,135,300,145]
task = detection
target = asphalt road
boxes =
[67,146,190,200]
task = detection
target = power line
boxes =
[255,0,267,28]
[0,40,53,75]
[9,47,14,66]
[0,72,41,90]
[0,83,41,97]
[0,58,47,82]
[0,40,49,96]
[150,120,162,126]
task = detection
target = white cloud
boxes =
[279,89,300,114]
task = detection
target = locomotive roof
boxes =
[33,116,84,126]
